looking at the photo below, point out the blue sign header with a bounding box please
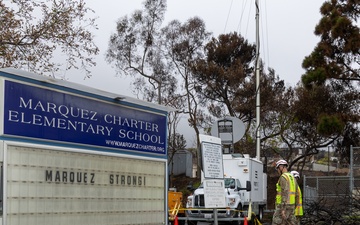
[4,81,167,155]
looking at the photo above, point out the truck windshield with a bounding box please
[198,178,236,189]
[224,178,235,188]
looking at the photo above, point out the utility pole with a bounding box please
[255,0,261,160]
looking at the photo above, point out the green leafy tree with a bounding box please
[0,0,99,76]
[281,80,359,170]
[302,0,359,85]
[300,0,360,164]
[283,85,341,169]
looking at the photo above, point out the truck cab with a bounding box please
[186,177,251,219]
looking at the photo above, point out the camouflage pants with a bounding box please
[272,206,297,225]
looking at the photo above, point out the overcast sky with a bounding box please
[64,0,326,146]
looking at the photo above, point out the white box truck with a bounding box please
[0,68,172,225]
[186,153,267,224]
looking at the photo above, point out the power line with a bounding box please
[224,0,234,34]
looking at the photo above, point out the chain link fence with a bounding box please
[303,146,360,210]
[303,176,360,206]
[300,146,360,224]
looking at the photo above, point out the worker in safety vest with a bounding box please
[272,160,299,225]
[291,170,303,225]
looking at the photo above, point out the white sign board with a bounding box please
[203,179,226,208]
[4,144,166,225]
[200,134,224,179]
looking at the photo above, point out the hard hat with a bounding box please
[275,159,288,169]
[291,171,300,179]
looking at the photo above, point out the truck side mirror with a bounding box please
[238,181,251,192]
[245,180,251,192]
[187,182,194,191]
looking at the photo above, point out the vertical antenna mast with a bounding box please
[255,0,261,160]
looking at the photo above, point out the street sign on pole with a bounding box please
[204,179,226,208]
[199,134,226,209]
[200,134,224,179]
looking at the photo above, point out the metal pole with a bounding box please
[303,175,306,210]
[255,0,261,160]
[350,145,353,213]
[328,146,330,174]
[213,208,218,225]
[350,145,353,192]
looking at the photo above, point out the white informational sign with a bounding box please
[200,134,224,179]
[5,144,166,225]
[203,179,226,208]
[199,134,226,208]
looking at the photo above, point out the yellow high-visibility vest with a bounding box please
[295,185,303,216]
[275,172,296,205]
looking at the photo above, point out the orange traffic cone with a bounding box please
[243,216,248,225]
[174,215,178,225]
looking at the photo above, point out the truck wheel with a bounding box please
[257,206,264,221]
[231,204,242,225]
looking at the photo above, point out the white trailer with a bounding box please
[223,153,267,218]
[0,68,172,225]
